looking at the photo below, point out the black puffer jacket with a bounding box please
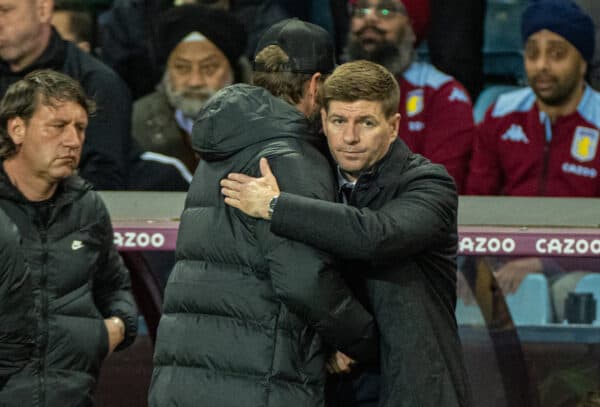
[0,208,34,391]
[149,84,377,407]
[0,168,137,407]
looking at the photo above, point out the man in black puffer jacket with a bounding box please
[0,208,35,391]
[0,70,137,406]
[0,0,132,190]
[149,20,378,407]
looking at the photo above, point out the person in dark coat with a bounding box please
[149,19,378,406]
[221,60,473,407]
[0,208,35,391]
[0,0,132,190]
[0,70,137,406]
[97,0,165,99]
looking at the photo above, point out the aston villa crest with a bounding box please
[406,89,424,117]
[571,126,599,162]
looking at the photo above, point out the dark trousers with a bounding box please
[327,371,380,407]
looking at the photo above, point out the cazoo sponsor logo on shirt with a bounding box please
[114,231,166,249]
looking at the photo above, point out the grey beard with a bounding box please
[162,74,217,118]
[344,36,415,76]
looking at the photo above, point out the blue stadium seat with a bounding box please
[574,273,600,325]
[473,85,521,123]
[505,274,552,325]
[483,0,527,83]
[456,297,486,325]
[456,274,552,326]
[417,0,527,84]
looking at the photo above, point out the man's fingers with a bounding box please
[220,178,243,191]
[495,274,507,295]
[260,157,274,179]
[226,172,255,183]
[335,352,354,373]
[326,360,337,374]
[499,277,515,295]
[336,353,349,372]
[507,276,519,294]
[220,184,240,198]
[223,197,241,209]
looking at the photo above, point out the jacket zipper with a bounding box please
[39,227,48,407]
[539,141,550,196]
[538,114,553,196]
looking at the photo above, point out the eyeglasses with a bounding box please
[351,4,407,19]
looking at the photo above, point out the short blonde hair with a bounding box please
[320,60,400,118]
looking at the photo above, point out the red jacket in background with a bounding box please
[467,86,600,197]
[398,62,474,192]
[402,0,430,45]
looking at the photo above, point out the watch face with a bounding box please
[268,196,278,217]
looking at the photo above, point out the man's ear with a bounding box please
[308,72,321,106]
[7,117,26,146]
[38,0,54,24]
[389,112,400,139]
[581,59,588,78]
[320,107,328,136]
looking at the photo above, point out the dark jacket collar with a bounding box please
[0,162,91,208]
[0,28,66,75]
[351,140,411,206]
[356,139,410,185]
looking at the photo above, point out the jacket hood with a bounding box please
[191,83,319,161]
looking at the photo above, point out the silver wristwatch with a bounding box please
[267,195,279,220]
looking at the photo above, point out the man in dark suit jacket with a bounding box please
[221,60,472,407]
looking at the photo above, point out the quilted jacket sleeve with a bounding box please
[92,195,138,350]
[255,152,379,363]
[0,211,34,389]
[271,160,458,262]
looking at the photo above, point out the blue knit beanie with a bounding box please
[521,0,595,62]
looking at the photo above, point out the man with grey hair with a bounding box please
[132,4,247,172]
[0,69,137,406]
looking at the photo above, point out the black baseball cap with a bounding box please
[253,18,336,74]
